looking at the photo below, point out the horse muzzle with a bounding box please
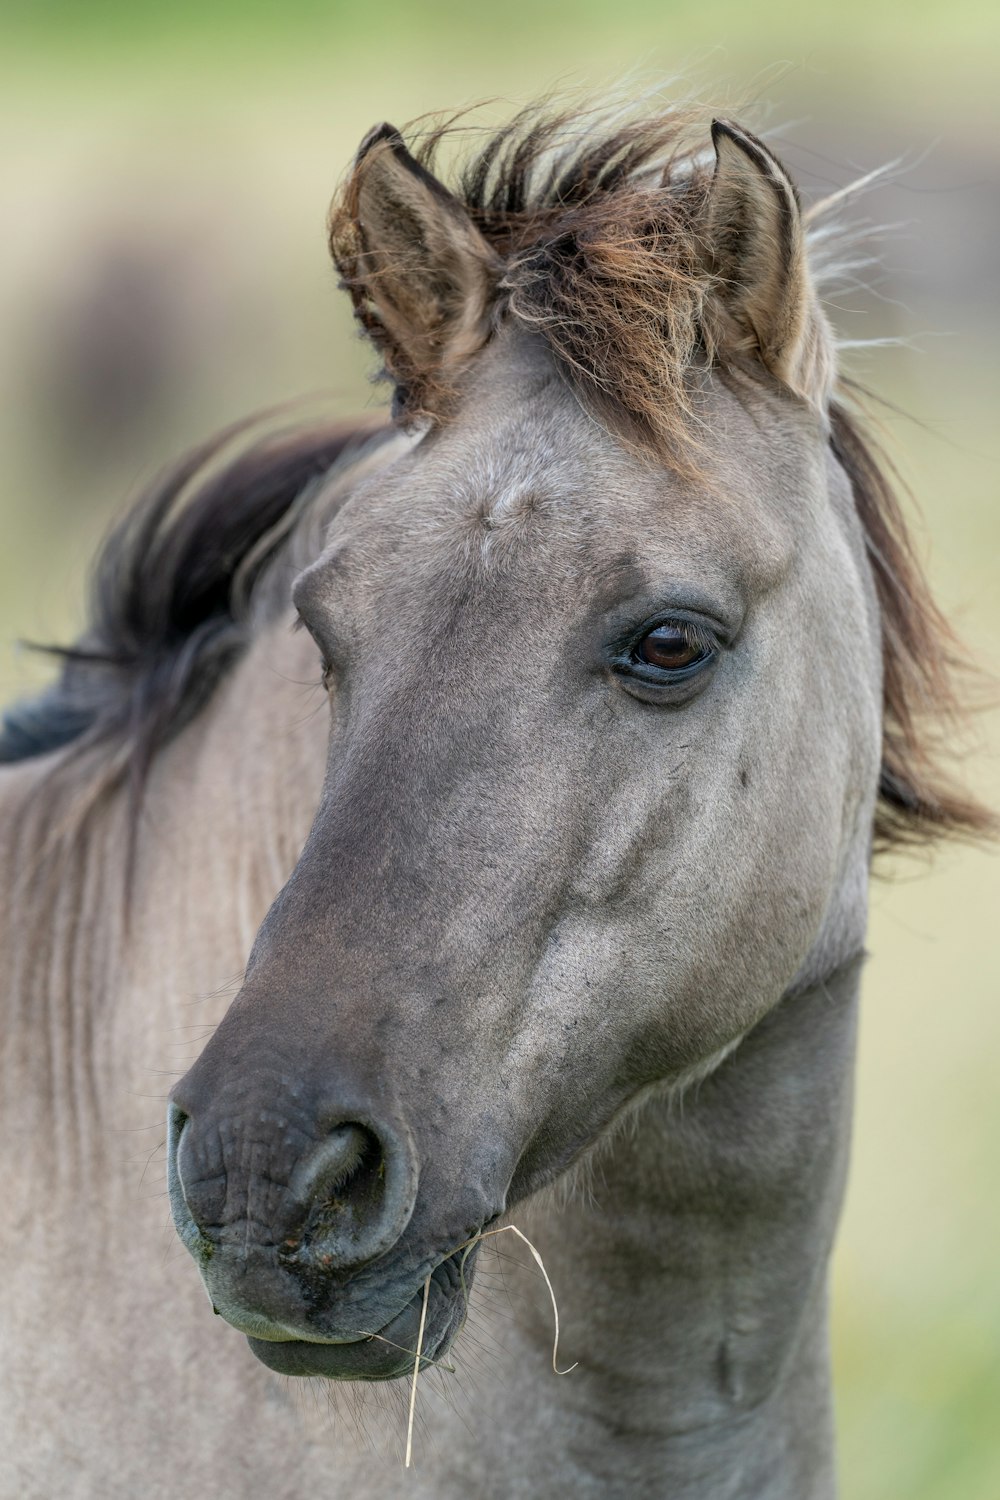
[165,1095,487,1378]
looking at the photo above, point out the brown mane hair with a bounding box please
[828,394,994,849]
[330,102,993,851]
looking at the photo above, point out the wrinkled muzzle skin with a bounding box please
[168,335,882,1380]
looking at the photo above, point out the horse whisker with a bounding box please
[355,1327,456,1375]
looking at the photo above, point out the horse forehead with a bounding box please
[318,371,817,612]
[411,398,803,584]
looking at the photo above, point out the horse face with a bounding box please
[167,327,881,1378]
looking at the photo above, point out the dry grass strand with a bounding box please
[400,1220,577,1469]
[404,1275,431,1468]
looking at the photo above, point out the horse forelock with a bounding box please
[330,101,721,468]
[329,100,849,468]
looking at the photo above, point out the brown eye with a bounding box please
[635,623,705,671]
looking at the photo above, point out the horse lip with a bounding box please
[210,1304,353,1344]
[210,1283,417,1346]
[244,1267,466,1380]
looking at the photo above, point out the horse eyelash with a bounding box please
[643,618,717,655]
[291,611,333,687]
[677,620,714,649]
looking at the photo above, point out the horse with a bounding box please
[0,100,990,1499]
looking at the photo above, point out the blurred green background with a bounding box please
[2,4,997,1495]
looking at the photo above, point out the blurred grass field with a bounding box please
[2,5,998,1496]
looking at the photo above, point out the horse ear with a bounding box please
[706,120,834,411]
[330,123,499,418]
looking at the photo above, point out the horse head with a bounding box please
[168,110,893,1380]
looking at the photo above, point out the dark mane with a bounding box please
[0,418,383,798]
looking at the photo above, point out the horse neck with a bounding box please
[0,617,328,1192]
[494,962,859,1498]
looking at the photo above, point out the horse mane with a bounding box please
[828,394,994,850]
[2,102,991,854]
[0,418,385,808]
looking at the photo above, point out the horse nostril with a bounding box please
[287,1120,416,1271]
[166,1093,418,1277]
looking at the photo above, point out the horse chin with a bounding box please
[245,1276,465,1381]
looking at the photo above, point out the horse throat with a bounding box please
[486,961,860,1496]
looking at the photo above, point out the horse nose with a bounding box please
[288,1120,418,1267]
[166,1101,419,1273]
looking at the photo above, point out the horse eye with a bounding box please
[634,623,706,671]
